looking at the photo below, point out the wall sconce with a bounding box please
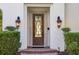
[57,16,62,28]
[15,16,21,29]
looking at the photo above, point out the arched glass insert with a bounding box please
[0,9,2,31]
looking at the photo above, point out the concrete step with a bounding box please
[17,48,59,55]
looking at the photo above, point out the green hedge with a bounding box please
[0,10,2,20]
[0,31,20,55]
[64,32,79,55]
[0,20,2,32]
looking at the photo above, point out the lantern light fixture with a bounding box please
[15,16,21,29]
[57,16,62,28]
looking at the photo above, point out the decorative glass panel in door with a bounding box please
[35,16,42,37]
[33,14,44,45]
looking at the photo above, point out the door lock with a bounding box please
[47,27,50,30]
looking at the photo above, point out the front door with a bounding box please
[33,14,44,46]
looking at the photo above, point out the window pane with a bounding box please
[35,16,42,37]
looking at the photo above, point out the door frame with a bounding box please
[26,6,51,48]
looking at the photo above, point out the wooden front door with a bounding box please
[33,14,44,46]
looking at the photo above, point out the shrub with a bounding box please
[62,28,70,33]
[68,42,79,54]
[0,20,2,32]
[0,9,2,20]
[5,26,16,31]
[0,31,20,55]
[64,32,79,55]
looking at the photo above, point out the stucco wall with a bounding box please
[0,3,27,50]
[65,3,79,32]
[0,3,24,30]
[50,3,65,50]
[0,3,65,51]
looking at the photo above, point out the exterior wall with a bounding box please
[0,3,23,30]
[0,3,27,50]
[0,3,65,51]
[25,4,65,51]
[50,3,65,51]
[65,3,79,32]
[1,3,79,51]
